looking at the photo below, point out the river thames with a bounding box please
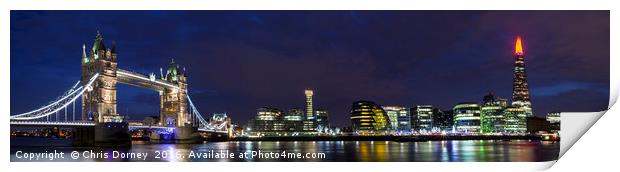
[11,137,559,162]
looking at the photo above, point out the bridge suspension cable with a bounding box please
[186,95,210,129]
[10,73,100,120]
[186,95,229,132]
[13,81,81,118]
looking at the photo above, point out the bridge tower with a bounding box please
[160,59,189,128]
[81,31,120,123]
[80,31,128,144]
[160,59,194,140]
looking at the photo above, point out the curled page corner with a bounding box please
[558,71,615,160]
[537,161,559,171]
[559,111,607,158]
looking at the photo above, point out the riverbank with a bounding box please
[233,134,559,142]
[11,134,559,144]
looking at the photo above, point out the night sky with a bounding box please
[10,11,609,127]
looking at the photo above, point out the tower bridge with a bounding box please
[10,32,230,145]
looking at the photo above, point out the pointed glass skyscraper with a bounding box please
[511,36,533,117]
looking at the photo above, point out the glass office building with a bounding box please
[251,107,284,132]
[315,109,329,129]
[480,94,508,133]
[382,106,409,131]
[503,106,527,133]
[414,105,434,132]
[432,109,453,132]
[453,103,481,133]
[350,101,390,134]
[282,108,304,131]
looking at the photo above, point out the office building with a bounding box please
[282,108,304,131]
[546,112,560,124]
[304,90,316,131]
[511,36,533,117]
[350,100,390,134]
[480,93,508,133]
[305,89,314,119]
[546,112,560,132]
[432,109,453,132]
[414,105,433,132]
[453,102,481,133]
[315,109,329,129]
[382,106,409,131]
[503,106,527,133]
[251,107,284,132]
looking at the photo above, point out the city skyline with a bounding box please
[10,11,609,127]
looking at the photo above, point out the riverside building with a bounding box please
[315,109,329,129]
[503,106,527,133]
[303,90,316,131]
[453,103,481,133]
[414,105,434,132]
[350,101,390,134]
[250,107,284,133]
[546,112,560,133]
[511,36,534,117]
[432,108,453,132]
[480,93,508,133]
[382,106,409,131]
[282,108,304,132]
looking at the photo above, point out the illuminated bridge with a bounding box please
[10,32,230,144]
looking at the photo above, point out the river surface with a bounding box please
[10,137,559,162]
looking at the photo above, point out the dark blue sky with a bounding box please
[10,11,609,127]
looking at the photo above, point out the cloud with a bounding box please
[533,90,609,114]
[532,82,609,97]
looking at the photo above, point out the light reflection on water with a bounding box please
[10,137,559,162]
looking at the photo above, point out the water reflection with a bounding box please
[10,137,559,162]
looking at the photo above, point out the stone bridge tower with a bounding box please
[160,59,189,127]
[81,31,119,123]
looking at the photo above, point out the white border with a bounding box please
[1,0,617,172]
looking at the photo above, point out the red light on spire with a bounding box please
[515,36,524,55]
